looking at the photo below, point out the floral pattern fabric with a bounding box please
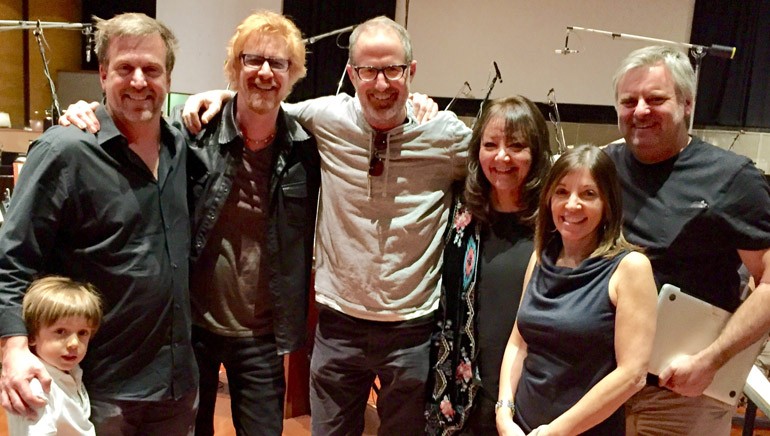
[425,198,482,435]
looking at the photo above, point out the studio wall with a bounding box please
[156,0,282,94]
[402,0,695,107]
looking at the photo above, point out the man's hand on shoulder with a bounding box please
[0,336,51,418]
[182,90,235,135]
[409,92,438,124]
[59,101,101,133]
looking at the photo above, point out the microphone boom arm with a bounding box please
[567,26,735,59]
[0,20,90,31]
[303,24,357,45]
[565,25,737,133]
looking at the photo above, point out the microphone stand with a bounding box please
[1,19,94,126]
[445,81,471,111]
[547,88,568,154]
[564,26,737,133]
[32,24,61,123]
[473,66,502,128]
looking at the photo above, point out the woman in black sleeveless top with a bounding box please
[496,145,657,435]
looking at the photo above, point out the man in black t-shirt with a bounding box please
[605,45,770,435]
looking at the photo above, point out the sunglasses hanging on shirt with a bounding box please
[369,131,388,177]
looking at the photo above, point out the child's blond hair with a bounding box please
[22,276,103,338]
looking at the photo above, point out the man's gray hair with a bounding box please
[348,16,412,64]
[612,45,695,103]
[94,12,178,73]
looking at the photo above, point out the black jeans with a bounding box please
[192,326,285,436]
[309,307,433,436]
[90,388,198,436]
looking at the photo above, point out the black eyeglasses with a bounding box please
[352,64,408,82]
[239,53,291,72]
[369,132,388,177]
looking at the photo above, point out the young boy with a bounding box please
[7,276,102,436]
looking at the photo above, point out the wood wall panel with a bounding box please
[0,1,25,129]
[0,0,82,130]
[27,0,82,123]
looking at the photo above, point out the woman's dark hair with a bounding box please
[464,96,552,226]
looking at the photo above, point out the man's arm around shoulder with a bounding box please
[0,131,70,416]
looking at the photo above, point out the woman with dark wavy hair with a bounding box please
[497,145,657,435]
[426,96,552,434]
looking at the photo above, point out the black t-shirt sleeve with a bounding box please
[717,161,770,250]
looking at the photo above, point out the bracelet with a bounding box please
[495,399,515,414]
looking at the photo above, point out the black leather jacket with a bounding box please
[175,97,320,354]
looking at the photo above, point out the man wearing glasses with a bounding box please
[290,16,469,435]
[176,15,467,434]
[179,12,321,436]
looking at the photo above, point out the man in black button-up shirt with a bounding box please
[54,12,321,435]
[0,13,197,434]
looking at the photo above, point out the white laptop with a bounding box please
[648,284,765,405]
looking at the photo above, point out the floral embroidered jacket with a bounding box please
[425,198,482,435]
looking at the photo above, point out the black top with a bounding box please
[426,200,533,435]
[0,106,196,401]
[605,138,770,311]
[189,129,275,337]
[476,214,532,398]
[515,242,627,435]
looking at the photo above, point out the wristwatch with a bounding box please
[495,399,515,414]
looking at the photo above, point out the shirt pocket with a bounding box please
[280,163,309,226]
